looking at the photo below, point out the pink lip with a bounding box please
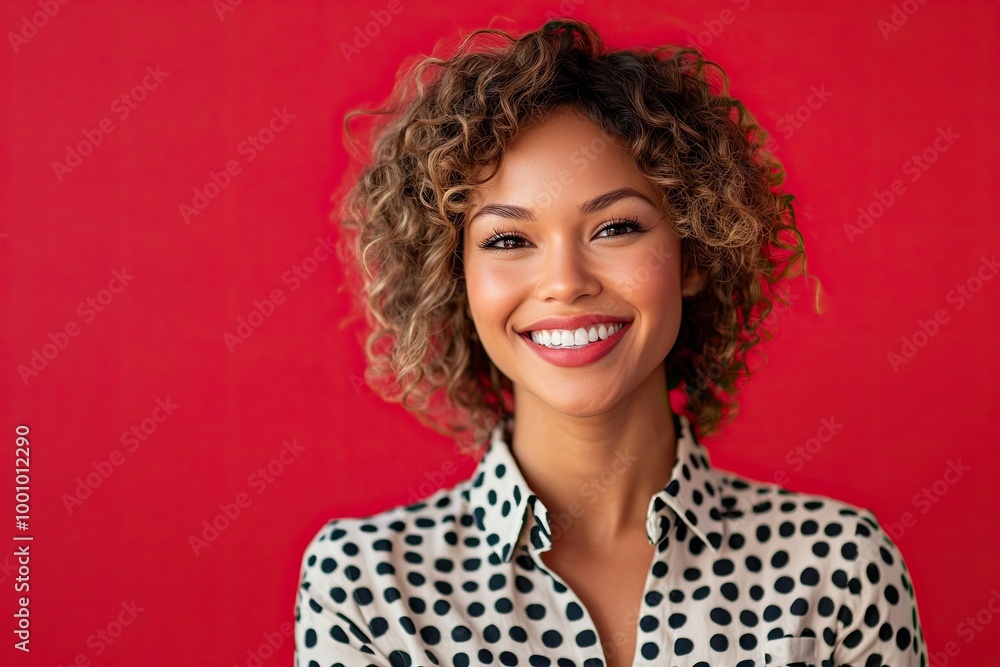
[519,321,631,368]
[518,313,632,333]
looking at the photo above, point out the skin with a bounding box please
[461,106,707,666]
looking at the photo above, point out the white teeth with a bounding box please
[529,323,624,349]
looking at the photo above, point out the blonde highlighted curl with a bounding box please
[334,18,818,454]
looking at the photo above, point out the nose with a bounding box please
[533,239,602,303]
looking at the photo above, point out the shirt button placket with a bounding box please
[636,549,669,667]
[521,519,604,665]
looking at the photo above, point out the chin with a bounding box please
[531,393,622,420]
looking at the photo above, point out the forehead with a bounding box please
[467,108,656,213]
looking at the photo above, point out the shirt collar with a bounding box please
[466,412,727,564]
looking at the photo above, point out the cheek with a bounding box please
[609,244,684,303]
[463,259,525,327]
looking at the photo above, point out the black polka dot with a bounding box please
[710,633,728,651]
[541,630,562,648]
[710,608,731,625]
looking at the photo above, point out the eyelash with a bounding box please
[477,216,648,253]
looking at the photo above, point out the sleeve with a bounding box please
[832,508,928,666]
[293,529,391,667]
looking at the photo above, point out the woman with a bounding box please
[295,18,926,667]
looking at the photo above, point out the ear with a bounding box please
[681,263,707,297]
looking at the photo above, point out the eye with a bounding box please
[477,228,527,252]
[596,216,646,238]
[477,216,647,253]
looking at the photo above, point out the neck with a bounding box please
[508,366,679,551]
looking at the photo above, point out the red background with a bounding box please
[2,0,998,665]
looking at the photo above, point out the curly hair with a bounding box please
[334,17,818,455]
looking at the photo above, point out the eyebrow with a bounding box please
[467,187,658,226]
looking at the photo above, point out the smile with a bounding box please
[528,322,625,349]
[519,321,631,368]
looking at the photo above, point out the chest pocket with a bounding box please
[760,636,822,666]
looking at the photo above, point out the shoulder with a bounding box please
[296,478,476,597]
[713,466,907,572]
[711,466,925,658]
[715,467,876,534]
[293,481,479,665]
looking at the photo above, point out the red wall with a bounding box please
[2,1,998,665]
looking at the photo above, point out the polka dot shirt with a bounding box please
[294,412,927,666]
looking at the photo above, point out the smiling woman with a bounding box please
[295,17,927,667]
